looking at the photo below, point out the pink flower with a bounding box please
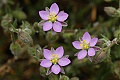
[39,3,68,32]
[72,32,98,61]
[40,46,71,74]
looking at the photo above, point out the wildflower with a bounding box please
[40,46,71,74]
[39,3,68,32]
[72,32,98,61]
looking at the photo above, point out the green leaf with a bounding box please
[59,75,69,80]
[39,66,46,77]
[48,73,58,80]
[10,42,21,57]
[27,46,36,56]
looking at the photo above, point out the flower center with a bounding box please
[80,40,89,50]
[50,54,59,64]
[48,12,58,22]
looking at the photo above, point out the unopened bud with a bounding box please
[20,21,32,34]
[104,7,117,17]
[18,31,33,45]
[114,29,120,38]
[1,14,13,29]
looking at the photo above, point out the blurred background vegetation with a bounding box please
[0,0,120,80]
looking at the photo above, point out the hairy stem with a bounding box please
[106,38,118,50]
[10,32,15,44]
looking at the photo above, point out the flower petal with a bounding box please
[90,38,98,47]
[40,59,52,68]
[77,50,87,59]
[57,11,68,21]
[39,11,49,20]
[58,58,71,66]
[43,21,52,31]
[54,46,64,58]
[82,32,91,43]
[88,48,95,56]
[51,64,61,74]
[44,49,52,60]
[72,41,82,49]
[50,3,59,14]
[53,21,62,32]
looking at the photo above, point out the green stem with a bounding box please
[10,32,15,44]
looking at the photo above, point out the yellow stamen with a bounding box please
[50,54,59,64]
[83,40,87,43]
[80,40,89,50]
[48,12,58,22]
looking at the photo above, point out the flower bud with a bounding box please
[18,31,33,45]
[104,7,118,17]
[1,14,13,29]
[10,42,21,57]
[114,29,120,38]
[20,21,32,34]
